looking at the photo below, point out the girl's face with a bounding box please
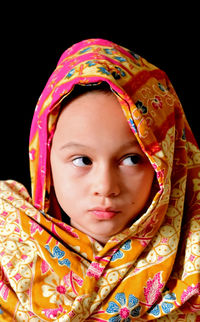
[50,91,155,244]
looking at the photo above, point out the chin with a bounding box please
[87,225,124,241]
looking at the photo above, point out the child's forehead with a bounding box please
[57,90,122,125]
[52,90,143,155]
[60,88,114,114]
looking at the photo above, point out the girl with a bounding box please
[0,38,199,321]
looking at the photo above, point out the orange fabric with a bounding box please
[0,39,199,321]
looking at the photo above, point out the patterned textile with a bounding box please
[0,39,199,321]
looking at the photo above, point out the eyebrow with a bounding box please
[59,140,140,151]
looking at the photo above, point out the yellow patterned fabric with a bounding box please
[0,39,199,321]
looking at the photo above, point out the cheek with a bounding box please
[53,175,79,202]
[53,180,81,217]
[51,167,86,212]
[126,167,154,200]
[51,162,72,204]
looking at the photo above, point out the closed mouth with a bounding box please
[89,207,121,220]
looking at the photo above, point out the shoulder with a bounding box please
[0,180,32,202]
[0,180,33,220]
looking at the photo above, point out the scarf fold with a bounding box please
[0,38,199,321]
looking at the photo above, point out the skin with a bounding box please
[50,90,155,245]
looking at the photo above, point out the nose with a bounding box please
[92,164,120,198]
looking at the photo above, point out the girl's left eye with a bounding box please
[72,156,92,167]
[121,155,141,166]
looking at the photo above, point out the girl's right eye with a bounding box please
[72,156,92,167]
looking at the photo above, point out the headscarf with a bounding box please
[0,38,199,321]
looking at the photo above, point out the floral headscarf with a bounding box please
[0,39,199,321]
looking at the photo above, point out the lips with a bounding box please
[89,207,120,220]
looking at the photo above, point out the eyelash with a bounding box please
[72,154,141,167]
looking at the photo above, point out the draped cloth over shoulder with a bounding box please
[0,39,199,321]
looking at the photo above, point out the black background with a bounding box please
[1,5,199,194]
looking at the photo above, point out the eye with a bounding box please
[72,156,92,167]
[121,154,141,166]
